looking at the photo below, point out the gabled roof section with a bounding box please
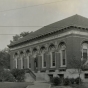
[9,14,88,47]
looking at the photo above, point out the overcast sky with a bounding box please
[0,0,88,50]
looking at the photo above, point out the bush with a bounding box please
[70,78,75,84]
[63,78,70,86]
[75,77,82,84]
[51,77,61,86]
[11,69,25,82]
[0,69,16,82]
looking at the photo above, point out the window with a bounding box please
[29,57,31,68]
[40,46,46,68]
[42,53,46,68]
[43,53,46,67]
[34,58,38,68]
[23,57,25,68]
[52,52,56,66]
[49,44,56,67]
[85,74,88,79]
[62,50,66,65]
[83,49,87,60]
[59,44,66,67]
[82,43,88,61]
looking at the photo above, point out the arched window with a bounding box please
[59,43,66,67]
[82,43,88,61]
[49,44,56,67]
[40,46,46,68]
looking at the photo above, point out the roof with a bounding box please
[9,14,88,47]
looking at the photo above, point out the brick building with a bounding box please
[8,14,88,82]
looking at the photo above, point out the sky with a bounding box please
[0,0,88,50]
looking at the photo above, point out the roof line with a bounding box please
[8,25,88,47]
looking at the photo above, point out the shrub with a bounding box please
[75,77,82,84]
[0,69,16,82]
[51,77,61,86]
[63,78,70,86]
[11,69,25,82]
[70,78,75,84]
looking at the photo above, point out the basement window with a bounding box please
[85,74,88,78]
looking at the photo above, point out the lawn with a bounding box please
[0,82,33,88]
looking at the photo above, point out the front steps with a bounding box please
[35,72,50,82]
[24,69,50,82]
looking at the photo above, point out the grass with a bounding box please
[51,86,71,88]
[0,82,33,88]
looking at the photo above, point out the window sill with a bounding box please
[42,66,46,68]
[50,66,56,68]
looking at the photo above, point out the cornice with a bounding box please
[9,29,88,51]
[9,26,88,48]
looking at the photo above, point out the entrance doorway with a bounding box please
[34,57,38,73]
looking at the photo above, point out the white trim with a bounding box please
[13,55,18,69]
[14,58,17,68]
[20,57,23,69]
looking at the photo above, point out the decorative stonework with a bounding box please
[10,30,73,51]
[10,30,88,51]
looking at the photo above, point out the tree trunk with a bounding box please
[79,73,81,87]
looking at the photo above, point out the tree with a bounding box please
[2,47,10,53]
[0,69,16,82]
[20,31,29,38]
[69,56,84,86]
[10,31,30,44]
[0,51,10,69]
[13,34,20,41]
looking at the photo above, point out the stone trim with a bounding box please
[10,30,72,51]
[10,30,88,51]
[9,26,88,47]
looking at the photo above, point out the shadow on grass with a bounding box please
[0,82,33,88]
[71,84,88,88]
[51,83,88,88]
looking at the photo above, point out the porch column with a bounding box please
[23,56,27,69]
[13,57,17,69]
[31,56,34,71]
[38,55,42,71]
[20,56,23,69]
[26,56,29,68]
[17,57,21,69]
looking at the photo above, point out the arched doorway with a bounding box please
[34,57,38,73]
[32,47,38,73]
